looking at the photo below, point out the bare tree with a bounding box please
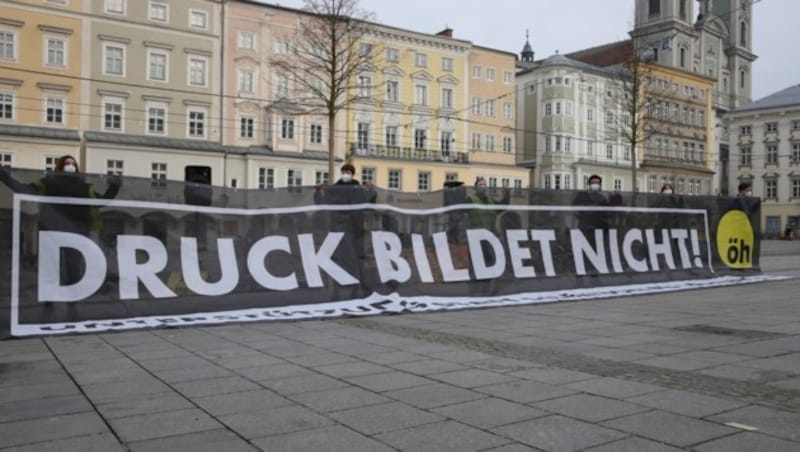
[270,0,381,182]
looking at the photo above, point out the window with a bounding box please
[555,136,561,152]
[274,38,290,54]
[310,123,322,144]
[503,136,513,153]
[740,21,747,47]
[441,88,453,109]
[545,136,551,152]
[766,122,778,133]
[792,120,800,131]
[44,156,57,172]
[792,179,800,198]
[679,46,687,67]
[740,146,751,166]
[103,101,122,131]
[357,75,371,98]
[188,110,205,138]
[486,68,495,81]
[545,103,552,116]
[386,80,399,102]
[276,73,289,98]
[1,92,16,119]
[440,131,452,156]
[503,102,513,120]
[0,153,11,166]
[472,97,482,115]
[587,141,594,156]
[765,180,777,199]
[361,168,375,184]
[544,175,551,189]
[0,31,15,61]
[287,169,302,190]
[441,57,453,72]
[414,129,426,150]
[388,169,401,190]
[767,144,778,164]
[238,70,254,93]
[189,10,208,29]
[358,43,373,57]
[486,135,496,152]
[385,126,398,147]
[147,105,165,134]
[472,65,481,79]
[606,144,614,159]
[793,143,800,163]
[418,171,431,191]
[240,117,254,138]
[106,159,124,175]
[414,53,427,67]
[414,84,427,106]
[151,162,167,188]
[104,45,124,75]
[679,0,687,20]
[740,70,745,89]
[446,173,458,182]
[357,122,369,149]
[740,125,751,136]
[315,171,328,185]
[258,168,274,189]
[565,136,571,152]
[46,38,65,67]
[281,118,294,139]
[386,47,399,62]
[238,31,254,50]
[188,57,207,86]
[587,108,594,121]
[105,0,124,14]
[614,179,622,191]
[472,133,481,150]
[503,71,512,84]
[148,51,167,81]
[486,100,496,117]
[606,111,613,126]
[45,98,64,124]
[149,2,168,22]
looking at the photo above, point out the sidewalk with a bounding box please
[0,245,798,451]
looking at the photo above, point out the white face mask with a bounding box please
[589,183,601,191]
[341,173,352,182]
[745,190,753,198]
[63,164,77,173]
[662,189,673,195]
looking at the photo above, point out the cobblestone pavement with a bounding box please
[0,241,799,451]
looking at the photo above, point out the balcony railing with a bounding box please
[348,143,469,164]
[642,147,707,167]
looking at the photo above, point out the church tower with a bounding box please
[631,0,696,69]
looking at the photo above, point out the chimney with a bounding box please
[436,28,453,38]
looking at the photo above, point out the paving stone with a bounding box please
[432,398,546,429]
[740,353,800,373]
[0,412,109,448]
[213,354,287,370]
[138,356,212,371]
[768,377,800,391]
[494,415,627,452]
[107,408,222,443]
[426,349,495,363]
[329,401,444,435]
[534,393,650,422]
[252,425,394,452]
[482,445,540,452]
[0,381,81,404]
[384,383,485,409]
[219,405,332,439]
[172,376,261,398]
[469,358,542,373]
[0,432,124,452]
[95,392,194,419]
[346,371,433,392]
[313,361,392,378]
[0,394,93,423]
[692,431,800,452]
[375,420,510,452]
[80,379,173,403]
[289,386,390,412]
[603,410,736,447]
[706,405,800,441]
[430,369,518,388]
[509,367,597,384]
[259,373,350,395]
[69,367,154,386]
[698,364,793,382]
[564,377,664,399]
[128,428,258,452]
[283,352,359,367]
[390,359,468,375]
[152,365,234,384]
[233,363,315,381]
[192,390,292,416]
[477,379,576,403]
[360,350,424,365]
[627,389,748,417]
[582,436,684,451]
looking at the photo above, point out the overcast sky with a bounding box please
[268,0,796,101]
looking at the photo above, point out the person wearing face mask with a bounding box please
[727,181,760,222]
[572,174,610,232]
[466,177,510,230]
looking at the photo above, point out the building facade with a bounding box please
[728,85,800,238]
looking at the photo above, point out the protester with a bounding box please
[572,174,610,231]
[466,177,510,230]
[728,182,760,221]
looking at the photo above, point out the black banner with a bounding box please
[0,169,765,337]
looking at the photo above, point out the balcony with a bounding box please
[642,147,709,170]
[348,142,469,164]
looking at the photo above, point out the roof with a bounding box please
[517,52,614,77]
[566,39,634,68]
[0,124,80,141]
[733,84,800,113]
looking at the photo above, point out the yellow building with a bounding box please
[0,1,83,168]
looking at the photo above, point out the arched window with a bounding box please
[740,22,747,47]
[680,47,686,68]
[679,0,687,20]
[649,0,660,16]
[740,70,746,89]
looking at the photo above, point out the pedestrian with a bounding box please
[572,174,610,232]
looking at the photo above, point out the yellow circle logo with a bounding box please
[716,210,755,269]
